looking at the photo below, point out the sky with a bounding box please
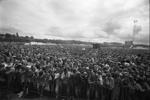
[0,0,149,44]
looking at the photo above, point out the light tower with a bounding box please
[133,19,138,42]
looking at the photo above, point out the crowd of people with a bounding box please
[0,43,150,100]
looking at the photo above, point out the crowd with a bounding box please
[0,43,150,100]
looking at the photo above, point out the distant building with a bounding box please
[124,41,134,48]
[93,43,101,49]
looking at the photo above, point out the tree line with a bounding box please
[0,33,91,44]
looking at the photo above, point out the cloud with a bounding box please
[0,0,149,44]
[103,20,121,35]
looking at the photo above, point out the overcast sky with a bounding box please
[0,0,149,44]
